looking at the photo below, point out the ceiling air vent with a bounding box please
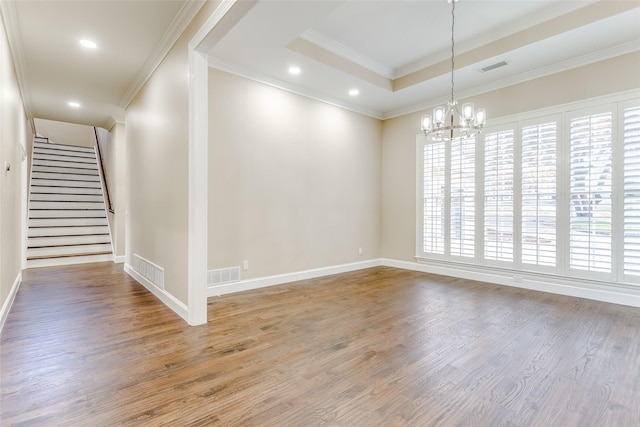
[479,61,509,73]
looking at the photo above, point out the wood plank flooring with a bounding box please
[1,263,639,426]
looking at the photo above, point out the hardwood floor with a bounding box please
[1,263,638,426]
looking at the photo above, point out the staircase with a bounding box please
[27,138,113,268]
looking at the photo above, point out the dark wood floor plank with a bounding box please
[1,262,639,426]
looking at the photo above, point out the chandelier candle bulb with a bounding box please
[434,106,446,126]
[475,108,487,126]
[421,115,433,132]
[462,103,475,123]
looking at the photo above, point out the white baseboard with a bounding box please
[113,255,125,264]
[382,258,640,308]
[0,272,22,333]
[208,259,382,297]
[124,263,188,322]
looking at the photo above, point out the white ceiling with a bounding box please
[2,0,639,129]
[1,0,205,129]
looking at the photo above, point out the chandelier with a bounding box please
[421,0,486,141]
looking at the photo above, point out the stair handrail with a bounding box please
[93,127,115,214]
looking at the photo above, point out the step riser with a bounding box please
[28,226,110,237]
[27,244,112,257]
[29,218,108,227]
[26,253,114,269]
[31,172,101,182]
[30,179,102,188]
[34,148,96,160]
[33,159,98,170]
[29,201,106,210]
[31,186,103,195]
[34,153,96,165]
[29,210,107,218]
[32,165,99,176]
[30,194,104,202]
[28,235,111,247]
[33,142,95,154]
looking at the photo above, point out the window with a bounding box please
[450,137,475,257]
[521,121,557,267]
[568,111,612,273]
[417,93,639,287]
[421,141,445,255]
[624,105,640,277]
[484,129,514,262]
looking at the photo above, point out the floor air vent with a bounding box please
[208,267,241,286]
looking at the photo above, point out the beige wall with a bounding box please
[98,123,126,258]
[33,118,95,148]
[381,52,640,262]
[125,1,218,304]
[208,69,382,279]
[0,13,28,318]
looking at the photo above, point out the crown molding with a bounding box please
[395,0,598,78]
[104,116,118,132]
[208,56,384,120]
[293,1,600,84]
[119,0,206,109]
[0,0,35,131]
[384,40,640,120]
[190,0,249,52]
[210,37,638,123]
[300,29,394,79]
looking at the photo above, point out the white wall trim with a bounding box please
[124,263,188,322]
[300,29,394,79]
[113,255,125,264]
[119,0,206,109]
[385,41,640,120]
[208,56,383,120]
[190,0,237,51]
[0,273,22,333]
[208,259,382,297]
[186,48,208,325]
[382,258,640,308]
[186,0,262,325]
[205,256,640,307]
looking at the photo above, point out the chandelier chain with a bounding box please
[450,0,455,104]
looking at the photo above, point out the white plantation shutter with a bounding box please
[417,95,638,288]
[624,105,640,277]
[521,121,557,266]
[569,112,613,273]
[422,142,445,254]
[450,137,475,257]
[484,129,514,262]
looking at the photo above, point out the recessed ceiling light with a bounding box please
[348,89,359,96]
[68,101,81,108]
[79,39,97,49]
[288,66,301,75]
